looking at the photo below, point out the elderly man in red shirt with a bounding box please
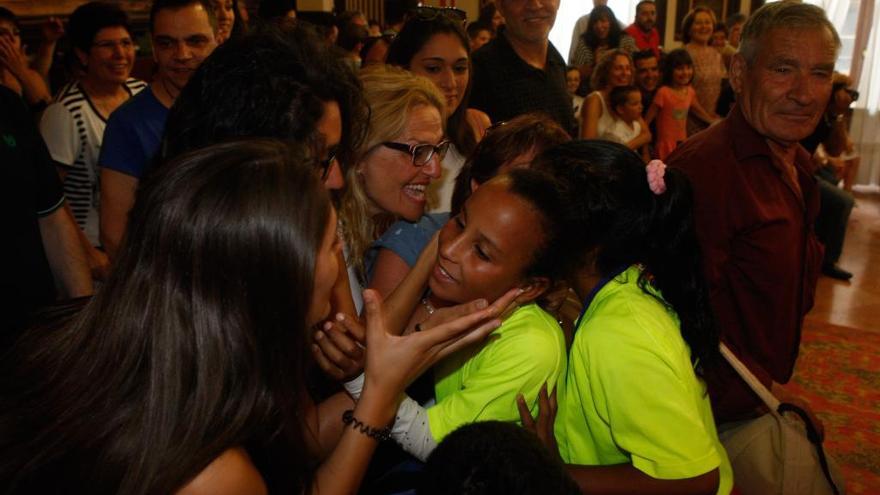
[668,1,838,427]
[623,0,660,59]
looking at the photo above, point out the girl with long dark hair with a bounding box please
[0,139,505,494]
[386,9,491,212]
[530,140,733,494]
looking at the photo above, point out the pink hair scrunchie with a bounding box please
[646,159,667,195]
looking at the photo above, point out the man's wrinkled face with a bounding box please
[730,27,837,146]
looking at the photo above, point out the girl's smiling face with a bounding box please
[430,178,546,304]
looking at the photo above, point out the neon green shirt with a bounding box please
[555,265,732,494]
[427,303,567,441]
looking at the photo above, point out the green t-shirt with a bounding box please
[555,265,733,494]
[427,303,567,441]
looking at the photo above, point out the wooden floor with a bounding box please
[808,192,880,332]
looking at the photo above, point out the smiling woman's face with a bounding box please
[429,178,545,304]
[358,104,444,221]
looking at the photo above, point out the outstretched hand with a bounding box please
[517,383,561,461]
[361,288,503,404]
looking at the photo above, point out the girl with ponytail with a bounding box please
[528,140,732,495]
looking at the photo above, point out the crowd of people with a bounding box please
[0,0,856,493]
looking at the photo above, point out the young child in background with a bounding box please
[646,49,719,160]
[600,85,651,162]
[566,66,584,136]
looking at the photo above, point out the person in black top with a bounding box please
[469,0,575,135]
[0,86,92,347]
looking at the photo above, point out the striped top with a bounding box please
[39,78,147,245]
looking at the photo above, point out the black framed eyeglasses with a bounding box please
[382,140,450,166]
[317,145,339,180]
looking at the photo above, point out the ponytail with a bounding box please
[534,140,718,369]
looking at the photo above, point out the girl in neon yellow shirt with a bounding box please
[531,140,733,495]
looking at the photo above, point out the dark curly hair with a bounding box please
[534,140,719,369]
[420,421,579,495]
[159,22,368,173]
[67,2,131,55]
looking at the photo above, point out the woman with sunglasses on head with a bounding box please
[386,8,491,214]
[522,140,732,494]
[0,139,506,494]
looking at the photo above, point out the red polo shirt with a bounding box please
[668,106,823,423]
[624,24,660,60]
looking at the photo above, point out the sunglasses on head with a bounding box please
[407,6,468,24]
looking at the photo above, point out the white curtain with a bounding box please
[850,4,880,191]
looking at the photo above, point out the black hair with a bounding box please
[476,2,500,26]
[714,21,728,36]
[631,48,657,65]
[661,48,694,87]
[636,0,656,13]
[337,20,368,51]
[503,169,571,281]
[386,0,420,26]
[0,139,328,493]
[68,2,131,55]
[0,7,19,29]
[533,140,719,369]
[257,0,296,20]
[609,85,640,113]
[451,113,571,216]
[386,13,478,156]
[466,20,493,39]
[420,421,579,495]
[582,5,624,50]
[160,23,368,173]
[150,0,217,32]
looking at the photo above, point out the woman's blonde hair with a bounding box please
[339,64,446,279]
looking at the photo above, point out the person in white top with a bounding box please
[580,49,633,139]
[39,2,146,280]
[599,85,651,161]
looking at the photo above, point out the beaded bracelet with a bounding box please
[342,409,392,442]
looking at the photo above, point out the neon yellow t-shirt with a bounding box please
[427,303,567,441]
[555,265,733,495]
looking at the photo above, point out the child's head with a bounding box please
[451,112,570,215]
[565,66,581,95]
[609,85,643,122]
[662,48,695,88]
[533,140,718,369]
[419,421,579,495]
[432,169,569,306]
[712,21,728,48]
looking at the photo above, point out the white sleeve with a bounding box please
[39,102,79,167]
[344,374,437,461]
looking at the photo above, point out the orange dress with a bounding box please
[652,85,695,160]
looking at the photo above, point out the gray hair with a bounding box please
[739,1,840,65]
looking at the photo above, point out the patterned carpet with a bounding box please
[783,318,880,494]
